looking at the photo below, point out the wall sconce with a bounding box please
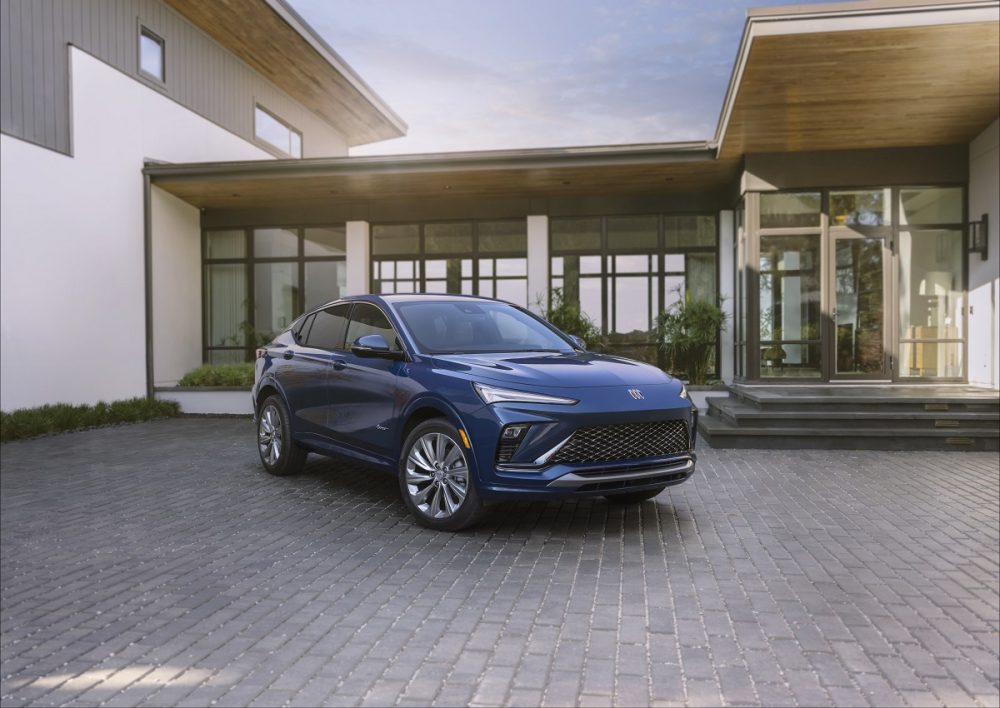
[969,213,988,261]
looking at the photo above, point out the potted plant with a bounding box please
[657,291,727,385]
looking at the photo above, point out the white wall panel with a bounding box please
[1,48,272,409]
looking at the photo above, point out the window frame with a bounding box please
[137,26,166,85]
[549,213,720,374]
[254,103,304,159]
[201,225,346,364]
[370,219,528,305]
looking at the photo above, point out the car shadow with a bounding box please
[293,454,696,544]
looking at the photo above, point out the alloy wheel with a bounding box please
[405,432,469,519]
[258,404,283,466]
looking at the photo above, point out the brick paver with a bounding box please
[1,418,998,707]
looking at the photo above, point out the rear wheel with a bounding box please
[257,394,307,476]
[399,420,484,531]
[604,485,668,504]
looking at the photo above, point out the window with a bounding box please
[550,214,719,368]
[371,220,527,306]
[346,303,401,351]
[255,105,302,158]
[139,28,164,83]
[202,226,346,362]
[305,305,350,350]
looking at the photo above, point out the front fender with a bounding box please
[397,393,486,484]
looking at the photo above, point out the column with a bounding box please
[526,215,549,314]
[718,210,735,383]
[345,220,370,296]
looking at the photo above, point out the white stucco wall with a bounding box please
[968,118,1000,389]
[151,187,203,387]
[0,48,276,410]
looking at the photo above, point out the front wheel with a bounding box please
[605,485,668,504]
[399,420,484,531]
[257,394,307,476]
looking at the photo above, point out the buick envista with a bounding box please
[252,294,696,530]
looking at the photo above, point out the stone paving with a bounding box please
[1,418,998,707]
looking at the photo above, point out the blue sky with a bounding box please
[289,0,815,155]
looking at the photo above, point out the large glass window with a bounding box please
[203,226,346,362]
[759,234,822,378]
[898,228,964,378]
[550,214,718,368]
[371,220,527,306]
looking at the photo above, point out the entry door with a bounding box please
[828,232,890,379]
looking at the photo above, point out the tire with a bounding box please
[399,419,485,531]
[604,485,668,504]
[257,394,307,477]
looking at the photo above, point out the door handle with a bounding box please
[331,360,346,371]
[283,351,294,360]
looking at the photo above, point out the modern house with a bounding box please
[1,0,998,447]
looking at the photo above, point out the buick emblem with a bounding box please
[628,388,644,400]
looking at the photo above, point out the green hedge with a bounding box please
[1,397,181,443]
[178,363,255,388]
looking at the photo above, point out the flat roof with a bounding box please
[163,0,406,146]
[149,0,999,209]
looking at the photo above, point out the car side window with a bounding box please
[292,313,315,344]
[304,304,350,350]
[346,303,402,351]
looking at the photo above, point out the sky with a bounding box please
[289,0,815,156]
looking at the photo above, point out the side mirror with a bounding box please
[568,334,586,351]
[351,334,404,360]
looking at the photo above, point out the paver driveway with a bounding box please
[1,418,998,707]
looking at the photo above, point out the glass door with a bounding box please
[829,234,889,378]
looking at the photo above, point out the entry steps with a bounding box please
[698,384,1000,450]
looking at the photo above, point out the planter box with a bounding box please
[155,387,252,416]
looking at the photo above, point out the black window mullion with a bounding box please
[246,228,254,360]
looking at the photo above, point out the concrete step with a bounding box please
[706,398,1000,430]
[699,414,999,451]
[726,385,1000,414]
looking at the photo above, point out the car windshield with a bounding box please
[394,300,575,355]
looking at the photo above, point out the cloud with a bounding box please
[289,0,791,155]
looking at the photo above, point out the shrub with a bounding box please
[657,292,727,385]
[178,363,255,388]
[537,288,604,349]
[0,398,181,443]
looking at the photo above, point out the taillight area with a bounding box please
[496,424,530,463]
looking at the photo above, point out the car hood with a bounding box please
[431,351,674,389]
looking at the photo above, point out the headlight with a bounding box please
[678,383,689,399]
[473,382,578,405]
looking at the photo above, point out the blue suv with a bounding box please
[252,294,696,530]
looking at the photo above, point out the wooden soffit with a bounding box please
[719,19,1000,159]
[163,0,405,146]
[147,148,739,210]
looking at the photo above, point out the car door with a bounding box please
[277,304,350,436]
[328,302,405,458]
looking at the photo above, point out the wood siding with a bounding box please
[0,0,347,156]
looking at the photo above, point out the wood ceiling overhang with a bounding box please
[147,145,738,209]
[716,5,1000,159]
[149,1,1000,211]
[163,0,406,146]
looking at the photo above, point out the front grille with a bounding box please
[551,420,689,464]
